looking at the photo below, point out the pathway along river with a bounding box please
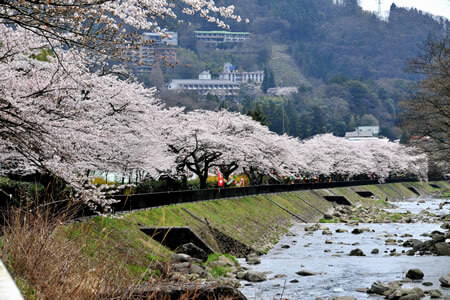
[239,197,450,300]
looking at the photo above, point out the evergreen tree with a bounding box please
[262,67,275,93]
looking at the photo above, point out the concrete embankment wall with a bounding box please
[66,181,449,264]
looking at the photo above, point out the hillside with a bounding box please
[141,0,448,140]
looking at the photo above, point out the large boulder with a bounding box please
[434,242,450,256]
[403,239,423,248]
[208,255,235,268]
[368,281,391,295]
[439,274,450,287]
[349,248,365,256]
[244,271,266,282]
[176,243,208,262]
[245,255,261,265]
[406,269,424,280]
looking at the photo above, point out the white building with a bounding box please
[345,126,380,141]
[167,71,240,95]
[194,31,249,44]
[219,63,264,83]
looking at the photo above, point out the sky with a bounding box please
[358,0,450,20]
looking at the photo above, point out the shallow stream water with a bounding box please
[239,197,450,300]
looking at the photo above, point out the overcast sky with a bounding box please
[359,0,450,20]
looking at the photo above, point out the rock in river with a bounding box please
[439,274,450,287]
[245,255,261,265]
[244,271,266,282]
[296,270,322,276]
[368,281,391,295]
[434,242,450,256]
[406,269,424,280]
[349,248,365,256]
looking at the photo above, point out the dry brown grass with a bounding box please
[0,207,128,299]
[0,207,243,300]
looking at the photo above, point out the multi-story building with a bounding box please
[194,31,249,44]
[142,31,178,46]
[128,31,178,73]
[219,63,264,83]
[167,71,240,95]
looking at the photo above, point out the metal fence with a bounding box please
[108,178,418,213]
[1,177,436,221]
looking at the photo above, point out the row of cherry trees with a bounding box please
[0,1,427,208]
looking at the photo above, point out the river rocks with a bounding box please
[328,297,356,300]
[386,238,398,245]
[325,240,333,244]
[305,224,329,232]
[296,270,322,276]
[245,255,261,265]
[427,289,443,298]
[435,242,450,256]
[209,255,235,268]
[351,228,370,234]
[403,239,423,248]
[351,228,364,234]
[243,270,266,282]
[398,294,420,300]
[322,230,333,235]
[290,279,299,283]
[236,271,246,280]
[281,244,290,249]
[371,248,379,254]
[335,228,348,233]
[126,282,247,300]
[349,248,365,256]
[176,243,208,262]
[323,213,333,220]
[406,269,424,280]
[172,253,197,263]
[368,281,391,294]
[441,223,450,230]
[422,282,433,286]
[439,274,450,287]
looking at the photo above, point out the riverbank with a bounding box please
[1,181,448,298]
[239,192,450,299]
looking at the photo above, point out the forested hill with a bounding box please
[152,0,448,141]
[191,0,448,81]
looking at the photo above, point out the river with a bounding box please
[239,197,450,300]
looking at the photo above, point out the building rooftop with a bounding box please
[194,31,250,35]
[169,79,240,85]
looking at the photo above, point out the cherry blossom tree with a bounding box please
[0,0,245,60]
[0,0,246,208]
[0,25,183,208]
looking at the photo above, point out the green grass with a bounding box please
[319,218,338,223]
[209,266,230,278]
[375,199,391,206]
[442,192,450,198]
